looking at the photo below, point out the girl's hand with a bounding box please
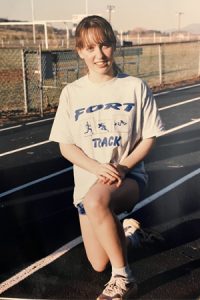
[116,164,129,180]
[95,163,121,186]
[100,164,129,187]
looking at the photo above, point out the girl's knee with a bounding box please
[90,259,108,273]
[84,192,110,214]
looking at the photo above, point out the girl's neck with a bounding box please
[88,73,113,83]
[88,68,117,84]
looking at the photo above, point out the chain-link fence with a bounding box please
[0,48,24,111]
[0,41,200,116]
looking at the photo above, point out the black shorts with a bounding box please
[76,174,146,215]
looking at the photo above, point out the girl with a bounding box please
[50,15,164,300]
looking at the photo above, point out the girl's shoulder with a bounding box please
[117,73,148,89]
[66,75,88,89]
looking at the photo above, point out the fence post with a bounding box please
[158,44,163,85]
[122,48,125,72]
[198,41,200,77]
[38,45,44,117]
[21,49,28,114]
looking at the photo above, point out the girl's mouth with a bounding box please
[95,61,110,67]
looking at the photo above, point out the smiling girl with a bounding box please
[50,15,164,300]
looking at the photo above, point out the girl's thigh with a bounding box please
[83,178,140,214]
[110,178,140,214]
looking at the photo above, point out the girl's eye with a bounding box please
[102,43,112,48]
[86,46,95,52]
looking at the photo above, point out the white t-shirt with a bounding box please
[49,73,164,205]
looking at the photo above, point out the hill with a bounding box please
[182,23,200,34]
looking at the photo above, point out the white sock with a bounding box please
[112,265,133,280]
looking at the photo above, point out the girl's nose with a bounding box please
[95,45,104,57]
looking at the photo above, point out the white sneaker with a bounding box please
[97,275,137,300]
[123,218,164,248]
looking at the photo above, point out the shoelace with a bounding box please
[103,276,128,296]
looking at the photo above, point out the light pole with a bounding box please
[177,11,184,33]
[85,0,88,15]
[107,5,115,24]
[31,0,36,44]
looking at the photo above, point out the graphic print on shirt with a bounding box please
[98,122,109,132]
[80,113,130,149]
[74,101,135,149]
[74,102,135,121]
[84,121,94,135]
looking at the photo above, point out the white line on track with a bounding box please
[0,125,22,132]
[0,168,199,294]
[0,96,200,158]
[159,96,200,111]
[0,167,73,198]
[120,168,200,217]
[0,118,53,133]
[159,118,200,136]
[26,117,54,125]
[154,83,200,96]
[0,141,50,157]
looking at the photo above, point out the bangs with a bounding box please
[81,27,110,48]
[75,17,116,50]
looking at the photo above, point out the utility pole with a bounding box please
[31,0,36,44]
[85,0,88,15]
[107,5,115,23]
[177,11,184,33]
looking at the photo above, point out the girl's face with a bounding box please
[77,30,115,82]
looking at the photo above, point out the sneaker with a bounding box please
[97,275,137,300]
[123,218,164,248]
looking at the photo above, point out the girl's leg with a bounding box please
[82,178,139,269]
[79,214,109,272]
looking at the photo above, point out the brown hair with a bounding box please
[75,15,116,50]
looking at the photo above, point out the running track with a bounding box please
[0,83,200,299]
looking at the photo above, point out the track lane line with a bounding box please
[0,125,22,132]
[159,97,200,111]
[158,118,200,136]
[154,83,200,96]
[0,141,50,157]
[26,118,54,125]
[0,167,73,199]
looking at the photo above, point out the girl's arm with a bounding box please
[117,137,156,178]
[59,143,121,183]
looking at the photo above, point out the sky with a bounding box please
[1,0,200,32]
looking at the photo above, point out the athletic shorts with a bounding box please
[76,173,146,215]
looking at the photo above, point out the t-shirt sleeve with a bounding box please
[49,87,74,144]
[141,82,165,139]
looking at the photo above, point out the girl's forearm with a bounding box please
[119,137,156,171]
[59,143,100,174]
[59,143,121,183]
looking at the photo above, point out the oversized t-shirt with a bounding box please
[49,73,164,205]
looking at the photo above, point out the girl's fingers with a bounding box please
[97,163,124,185]
[105,164,120,175]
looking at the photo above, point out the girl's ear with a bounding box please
[77,48,84,59]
